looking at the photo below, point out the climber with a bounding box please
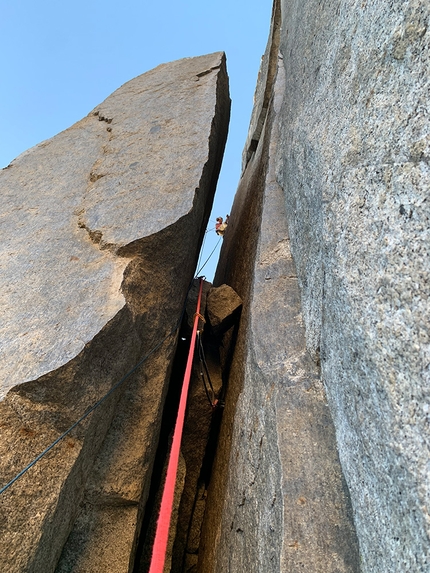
[225,214,230,225]
[215,216,228,236]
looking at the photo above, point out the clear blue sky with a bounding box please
[1,1,273,280]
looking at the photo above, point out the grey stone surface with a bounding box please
[55,345,175,573]
[276,0,430,570]
[0,52,230,573]
[241,0,281,171]
[0,52,228,400]
[199,44,359,573]
[205,284,242,336]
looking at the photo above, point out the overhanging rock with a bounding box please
[0,52,230,573]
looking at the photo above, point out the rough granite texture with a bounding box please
[276,0,430,571]
[0,52,230,573]
[198,50,360,573]
[205,284,243,336]
[0,52,228,399]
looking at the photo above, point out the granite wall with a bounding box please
[277,0,429,570]
[200,1,429,571]
[0,53,230,573]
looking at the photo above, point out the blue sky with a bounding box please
[1,1,273,280]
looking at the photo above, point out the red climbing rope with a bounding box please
[148,277,204,573]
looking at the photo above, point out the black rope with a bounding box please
[197,331,216,407]
[195,236,221,276]
[198,366,214,407]
[198,333,215,398]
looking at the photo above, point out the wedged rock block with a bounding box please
[206,284,243,336]
[0,52,230,573]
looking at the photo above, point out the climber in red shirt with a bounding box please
[215,216,228,236]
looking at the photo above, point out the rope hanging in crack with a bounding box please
[148,277,205,573]
[195,228,208,276]
[195,226,216,275]
[197,330,217,408]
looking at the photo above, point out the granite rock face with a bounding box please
[0,52,230,573]
[0,52,229,399]
[200,0,429,571]
[276,0,430,570]
[199,39,360,573]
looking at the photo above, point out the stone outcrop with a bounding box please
[276,1,430,570]
[199,1,429,572]
[0,52,230,573]
[2,2,429,570]
[205,284,243,336]
[199,32,360,573]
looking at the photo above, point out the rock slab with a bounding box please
[0,52,230,573]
